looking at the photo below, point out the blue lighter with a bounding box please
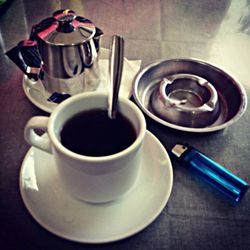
[171,144,249,203]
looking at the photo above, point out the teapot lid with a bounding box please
[31,9,97,46]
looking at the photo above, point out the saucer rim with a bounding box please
[22,55,138,113]
[22,75,134,114]
[19,130,173,243]
[22,76,55,113]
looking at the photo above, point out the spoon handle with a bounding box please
[108,35,124,119]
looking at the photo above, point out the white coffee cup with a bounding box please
[24,92,146,203]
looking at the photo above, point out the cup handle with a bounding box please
[24,116,52,154]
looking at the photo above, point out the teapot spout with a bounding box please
[93,27,103,52]
[5,40,42,81]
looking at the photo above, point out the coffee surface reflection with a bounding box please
[60,109,137,157]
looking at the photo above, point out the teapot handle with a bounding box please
[5,40,41,81]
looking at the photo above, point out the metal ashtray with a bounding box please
[133,58,247,132]
[151,74,220,128]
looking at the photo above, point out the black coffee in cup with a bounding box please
[60,109,137,157]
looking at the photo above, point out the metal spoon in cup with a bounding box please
[108,35,124,119]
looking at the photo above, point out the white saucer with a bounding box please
[19,131,173,243]
[22,48,141,113]
[22,77,57,113]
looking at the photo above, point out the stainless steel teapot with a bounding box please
[6,9,103,95]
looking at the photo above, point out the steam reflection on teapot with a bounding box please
[6,9,103,95]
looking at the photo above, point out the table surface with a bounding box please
[1,1,250,249]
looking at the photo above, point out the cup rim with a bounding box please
[48,92,146,162]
